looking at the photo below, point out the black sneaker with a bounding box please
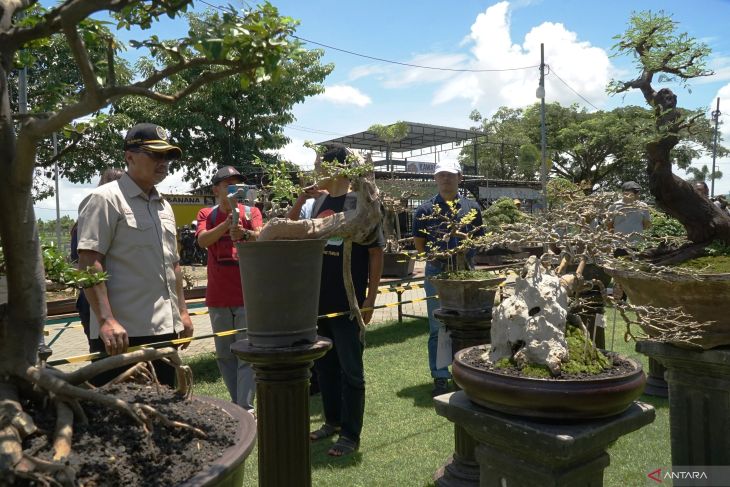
[431,378,450,397]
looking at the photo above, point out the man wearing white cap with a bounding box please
[413,160,484,396]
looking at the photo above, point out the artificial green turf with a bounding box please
[185,310,671,487]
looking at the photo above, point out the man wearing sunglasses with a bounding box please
[77,123,193,387]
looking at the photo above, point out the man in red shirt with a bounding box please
[196,166,263,411]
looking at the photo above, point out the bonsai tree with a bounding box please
[381,190,413,253]
[609,10,730,253]
[0,0,308,481]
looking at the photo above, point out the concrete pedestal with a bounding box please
[231,338,332,487]
[433,308,492,487]
[636,341,730,466]
[643,356,669,398]
[434,392,655,487]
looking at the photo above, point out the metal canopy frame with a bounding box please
[317,122,483,159]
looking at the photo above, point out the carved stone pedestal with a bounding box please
[643,356,669,398]
[435,392,655,487]
[231,338,332,487]
[433,308,492,487]
[636,341,730,465]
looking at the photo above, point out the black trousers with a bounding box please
[88,333,178,387]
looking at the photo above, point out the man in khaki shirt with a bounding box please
[77,123,193,386]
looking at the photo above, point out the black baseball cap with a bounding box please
[211,166,245,185]
[124,123,182,159]
[621,181,641,192]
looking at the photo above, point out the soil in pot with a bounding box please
[22,383,239,486]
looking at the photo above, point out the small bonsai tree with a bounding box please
[609,10,730,253]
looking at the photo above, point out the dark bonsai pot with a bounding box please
[382,251,415,278]
[452,345,646,420]
[236,240,325,348]
[606,266,730,349]
[180,396,257,487]
[429,275,505,313]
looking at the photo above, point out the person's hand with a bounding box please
[230,224,245,241]
[99,319,129,355]
[178,313,194,350]
[302,184,328,199]
[361,295,376,325]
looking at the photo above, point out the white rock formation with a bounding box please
[487,255,570,376]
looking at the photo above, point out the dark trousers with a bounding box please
[88,333,178,387]
[315,316,365,444]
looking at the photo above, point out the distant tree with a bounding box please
[685,164,722,183]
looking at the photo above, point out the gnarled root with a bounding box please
[59,347,180,386]
[52,400,73,461]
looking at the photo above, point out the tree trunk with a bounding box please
[646,135,730,245]
[0,55,46,371]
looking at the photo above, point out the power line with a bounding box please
[292,35,540,73]
[197,0,538,73]
[547,68,601,111]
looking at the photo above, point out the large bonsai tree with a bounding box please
[0,0,306,480]
[609,10,730,247]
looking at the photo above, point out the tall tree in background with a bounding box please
[0,0,308,479]
[115,11,333,188]
[686,164,723,183]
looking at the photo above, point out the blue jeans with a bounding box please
[315,316,365,444]
[425,262,450,380]
[209,306,255,410]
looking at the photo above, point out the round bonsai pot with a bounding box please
[180,396,257,487]
[236,239,325,348]
[606,266,730,349]
[452,345,646,420]
[429,275,505,313]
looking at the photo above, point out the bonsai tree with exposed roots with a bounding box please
[0,1,310,482]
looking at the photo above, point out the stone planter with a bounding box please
[180,396,257,487]
[236,239,326,348]
[606,267,730,349]
[382,251,415,278]
[636,341,730,467]
[452,345,646,420]
[429,276,505,314]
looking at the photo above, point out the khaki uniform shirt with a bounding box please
[77,173,181,339]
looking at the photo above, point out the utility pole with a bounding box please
[53,132,61,248]
[711,97,721,198]
[537,43,548,209]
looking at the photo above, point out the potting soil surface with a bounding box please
[23,383,238,486]
[462,347,637,380]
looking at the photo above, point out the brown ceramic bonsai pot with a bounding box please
[606,266,730,349]
[452,345,646,420]
[180,396,257,487]
[429,275,505,313]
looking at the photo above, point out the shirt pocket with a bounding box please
[121,212,155,248]
[160,214,179,261]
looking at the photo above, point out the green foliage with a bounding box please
[608,10,712,93]
[482,197,526,230]
[252,157,301,204]
[645,208,686,240]
[42,245,107,288]
[436,269,500,280]
[546,177,580,207]
[368,121,409,144]
[114,10,333,188]
[685,164,723,183]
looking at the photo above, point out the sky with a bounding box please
[33,0,730,220]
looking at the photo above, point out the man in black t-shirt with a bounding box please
[290,144,384,457]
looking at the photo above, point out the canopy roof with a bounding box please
[317,122,482,156]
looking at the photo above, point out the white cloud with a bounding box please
[316,85,372,107]
[348,64,390,82]
[358,1,610,113]
[436,2,610,109]
[271,138,317,170]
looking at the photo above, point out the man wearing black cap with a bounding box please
[196,166,263,411]
[77,123,193,386]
